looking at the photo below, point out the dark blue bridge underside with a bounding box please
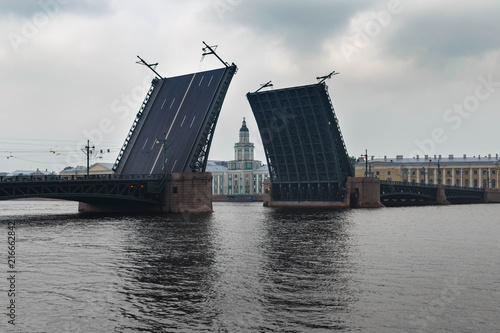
[115,66,235,175]
[247,83,353,201]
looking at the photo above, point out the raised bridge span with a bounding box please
[1,47,237,213]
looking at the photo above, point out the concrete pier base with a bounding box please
[261,179,350,208]
[347,177,384,208]
[484,188,500,203]
[78,172,213,214]
[436,184,451,205]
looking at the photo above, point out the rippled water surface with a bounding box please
[1,201,499,332]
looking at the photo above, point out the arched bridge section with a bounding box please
[0,175,164,205]
[247,82,353,201]
[380,181,438,204]
[379,180,486,205]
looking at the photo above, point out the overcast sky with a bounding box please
[1,0,499,173]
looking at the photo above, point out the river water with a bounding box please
[0,201,499,332]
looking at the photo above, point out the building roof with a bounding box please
[7,170,51,177]
[240,117,249,132]
[206,164,228,172]
[356,155,500,166]
[96,162,114,170]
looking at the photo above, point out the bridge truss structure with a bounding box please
[0,175,165,205]
[247,82,353,201]
[114,49,237,175]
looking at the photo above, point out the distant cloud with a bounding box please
[211,0,375,55]
[0,0,112,18]
[386,4,500,65]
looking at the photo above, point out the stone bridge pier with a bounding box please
[78,172,213,214]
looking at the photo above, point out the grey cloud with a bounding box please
[387,5,500,65]
[0,0,112,18]
[213,0,375,54]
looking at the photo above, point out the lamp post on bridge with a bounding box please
[156,133,173,176]
[83,140,95,178]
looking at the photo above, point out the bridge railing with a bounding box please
[0,174,164,182]
[380,179,486,192]
[380,180,437,188]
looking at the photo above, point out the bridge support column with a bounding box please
[347,177,384,208]
[436,184,451,205]
[78,172,213,214]
[484,188,500,203]
[163,172,213,213]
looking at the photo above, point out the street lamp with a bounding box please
[84,140,95,178]
[156,133,173,176]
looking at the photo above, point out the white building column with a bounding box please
[478,168,482,188]
[488,168,491,188]
[470,167,473,188]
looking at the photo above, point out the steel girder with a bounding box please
[0,176,164,204]
[247,83,353,201]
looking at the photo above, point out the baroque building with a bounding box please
[355,154,500,188]
[206,118,269,196]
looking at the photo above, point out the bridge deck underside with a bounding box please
[247,83,352,201]
[115,66,236,175]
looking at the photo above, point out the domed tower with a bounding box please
[228,117,261,170]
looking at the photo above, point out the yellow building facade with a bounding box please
[355,154,500,189]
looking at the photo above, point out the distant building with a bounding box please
[355,154,500,188]
[60,162,114,179]
[4,169,52,179]
[206,118,269,195]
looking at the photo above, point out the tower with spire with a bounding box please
[206,117,268,196]
[228,117,261,170]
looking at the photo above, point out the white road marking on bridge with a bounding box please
[208,75,213,87]
[169,98,176,109]
[150,139,156,150]
[161,98,166,109]
[198,76,204,86]
[142,138,149,150]
[171,160,177,172]
[180,115,186,127]
[190,116,196,128]
[150,73,197,174]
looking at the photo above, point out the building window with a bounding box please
[465,171,469,175]
[173,187,178,194]
[474,170,478,175]
[420,170,425,175]
[456,170,460,175]
[474,179,478,188]
[447,170,450,175]
[446,179,451,186]
[492,170,496,175]
[388,171,391,175]
[492,179,496,188]
[483,179,487,188]
[376,171,380,176]
[483,170,487,175]
[465,179,469,187]
[456,179,460,186]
